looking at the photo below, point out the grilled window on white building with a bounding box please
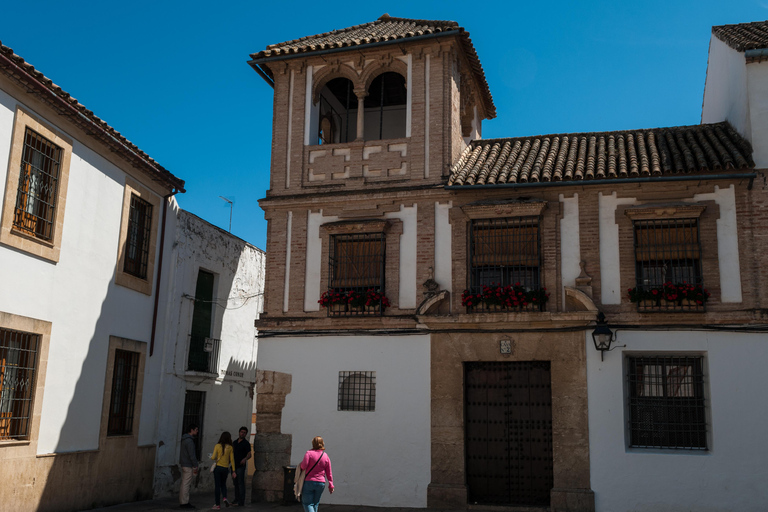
[0,328,39,440]
[338,371,375,411]
[13,128,62,241]
[124,194,153,279]
[627,355,707,450]
[107,349,140,436]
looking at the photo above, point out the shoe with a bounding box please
[212,506,220,510]
[222,498,230,508]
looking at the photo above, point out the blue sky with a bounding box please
[2,1,767,249]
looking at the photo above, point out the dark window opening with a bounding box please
[628,356,707,450]
[13,128,62,241]
[633,219,703,310]
[364,72,406,141]
[338,371,375,411]
[183,390,206,460]
[188,270,219,373]
[327,233,386,316]
[124,194,153,279]
[468,217,542,310]
[0,328,39,441]
[317,77,356,144]
[107,349,140,436]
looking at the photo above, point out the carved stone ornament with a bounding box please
[624,203,706,220]
[461,200,547,219]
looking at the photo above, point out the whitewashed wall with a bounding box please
[587,330,768,512]
[0,88,165,453]
[153,209,265,495]
[702,37,750,138]
[257,334,431,507]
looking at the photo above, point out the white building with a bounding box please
[0,41,185,510]
[153,209,265,497]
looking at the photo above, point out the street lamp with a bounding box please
[591,311,615,361]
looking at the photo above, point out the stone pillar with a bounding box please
[354,89,367,141]
[252,370,292,503]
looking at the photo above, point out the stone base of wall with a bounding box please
[427,483,467,508]
[0,443,155,512]
[252,433,292,502]
[550,488,595,512]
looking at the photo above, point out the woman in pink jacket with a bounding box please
[299,436,334,512]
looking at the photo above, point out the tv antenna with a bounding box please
[219,196,234,232]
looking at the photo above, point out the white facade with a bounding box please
[257,334,431,507]
[587,330,768,512]
[153,209,265,495]
[0,86,169,454]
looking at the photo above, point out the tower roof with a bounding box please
[250,14,495,119]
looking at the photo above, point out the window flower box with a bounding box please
[629,282,709,311]
[319,289,390,316]
[461,284,549,313]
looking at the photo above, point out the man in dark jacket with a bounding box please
[179,424,199,509]
[232,426,252,506]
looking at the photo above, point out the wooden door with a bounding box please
[465,361,553,507]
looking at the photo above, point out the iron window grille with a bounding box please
[187,335,221,374]
[183,390,206,460]
[13,128,62,241]
[124,194,153,279]
[468,216,543,311]
[0,327,39,441]
[328,233,386,316]
[107,349,140,436]
[633,219,704,311]
[338,371,376,411]
[627,356,707,450]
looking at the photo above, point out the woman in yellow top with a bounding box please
[210,431,237,509]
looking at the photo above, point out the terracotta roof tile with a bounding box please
[712,20,768,52]
[251,14,495,119]
[0,41,185,192]
[447,122,754,187]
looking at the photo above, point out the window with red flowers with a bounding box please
[631,218,707,311]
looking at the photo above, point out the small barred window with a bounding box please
[338,371,376,411]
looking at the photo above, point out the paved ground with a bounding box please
[89,491,537,512]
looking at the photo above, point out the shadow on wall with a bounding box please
[32,263,157,512]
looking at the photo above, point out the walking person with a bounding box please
[232,427,252,506]
[179,424,199,509]
[299,436,334,512]
[210,431,237,509]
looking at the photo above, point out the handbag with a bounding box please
[294,452,325,500]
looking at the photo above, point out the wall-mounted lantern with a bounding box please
[591,312,615,361]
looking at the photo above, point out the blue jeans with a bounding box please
[234,465,247,505]
[213,466,230,505]
[301,480,325,512]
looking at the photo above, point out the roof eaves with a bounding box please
[0,41,185,193]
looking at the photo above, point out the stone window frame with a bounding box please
[0,311,51,455]
[99,336,146,442]
[114,176,161,295]
[319,219,403,311]
[618,202,719,310]
[0,107,73,263]
[451,201,554,312]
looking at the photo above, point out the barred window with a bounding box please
[338,371,376,411]
[124,194,153,279]
[627,356,707,450]
[469,217,540,291]
[634,219,703,310]
[328,233,386,316]
[0,328,39,440]
[107,349,140,436]
[13,128,62,241]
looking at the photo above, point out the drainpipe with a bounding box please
[150,190,178,356]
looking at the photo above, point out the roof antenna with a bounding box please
[219,196,234,232]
